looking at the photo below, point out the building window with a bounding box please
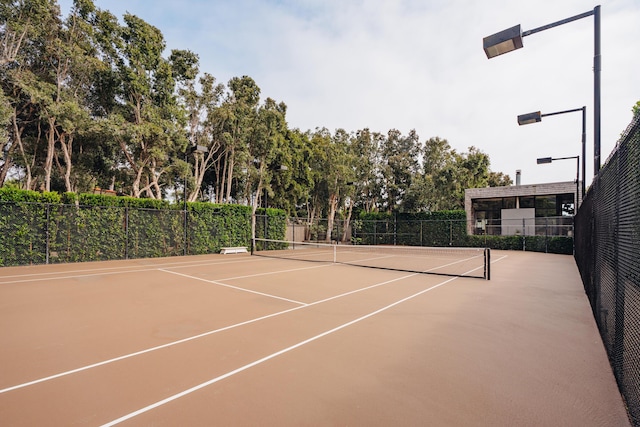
[503,197,516,209]
[519,196,534,209]
[535,195,556,217]
[558,194,575,216]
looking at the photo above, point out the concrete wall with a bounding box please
[501,208,535,236]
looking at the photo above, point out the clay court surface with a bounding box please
[0,250,631,426]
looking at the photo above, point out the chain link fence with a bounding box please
[575,113,640,426]
[0,202,252,266]
[299,217,573,254]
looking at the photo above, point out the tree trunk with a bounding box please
[224,146,235,203]
[325,193,338,242]
[132,165,144,198]
[305,202,315,241]
[0,136,18,186]
[44,117,57,192]
[342,201,353,243]
[217,149,229,203]
[59,133,74,192]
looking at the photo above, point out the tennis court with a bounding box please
[0,249,630,426]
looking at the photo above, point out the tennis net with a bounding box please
[252,238,490,280]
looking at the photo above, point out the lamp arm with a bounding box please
[522,10,594,37]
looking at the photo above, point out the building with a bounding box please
[464,179,580,237]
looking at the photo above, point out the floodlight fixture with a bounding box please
[536,157,553,164]
[537,155,581,207]
[517,112,542,125]
[518,107,586,197]
[483,25,523,58]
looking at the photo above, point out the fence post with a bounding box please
[183,205,188,256]
[374,221,377,245]
[45,203,50,264]
[522,218,526,251]
[125,206,129,260]
[545,217,548,253]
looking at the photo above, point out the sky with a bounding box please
[58,0,640,186]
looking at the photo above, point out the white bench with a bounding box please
[220,246,248,254]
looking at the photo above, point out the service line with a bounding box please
[0,267,417,394]
[101,274,462,426]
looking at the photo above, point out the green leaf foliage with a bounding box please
[0,188,286,266]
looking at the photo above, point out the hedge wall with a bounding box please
[0,188,284,267]
[354,210,469,247]
[353,210,572,255]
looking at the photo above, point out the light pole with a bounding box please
[484,5,601,176]
[518,107,586,198]
[537,156,580,210]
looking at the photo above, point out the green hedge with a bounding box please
[354,210,469,247]
[352,209,572,255]
[255,208,287,240]
[0,188,284,266]
[463,235,573,254]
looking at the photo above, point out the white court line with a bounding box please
[2,254,259,278]
[159,269,309,306]
[101,274,463,426]
[0,256,509,396]
[0,258,265,284]
[213,263,335,281]
[0,268,418,395]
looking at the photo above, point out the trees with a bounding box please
[380,129,421,213]
[108,13,188,199]
[1,0,61,190]
[0,0,512,221]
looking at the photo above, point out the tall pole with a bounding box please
[581,106,587,198]
[576,156,580,210]
[184,150,188,256]
[486,6,602,181]
[593,5,601,175]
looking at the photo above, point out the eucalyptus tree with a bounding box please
[454,146,490,196]
[213,75,260,203]
[43,0,106,192]
[6,0,95,192]
[103,13,187,198]
[380,129,421,212]
[429,145,491,210]
[271,128,312,215]
[415,136,456,211]
[487,171,512,187]
[305,128,356,241]
[0,0,61,189]
[0,0,33,183]
[170,49,226,202]
[245,97,287,239]
[350,128,383,213]
[323,128,355,241]
[305,127,330,237]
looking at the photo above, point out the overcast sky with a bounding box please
[58,0,640,186]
